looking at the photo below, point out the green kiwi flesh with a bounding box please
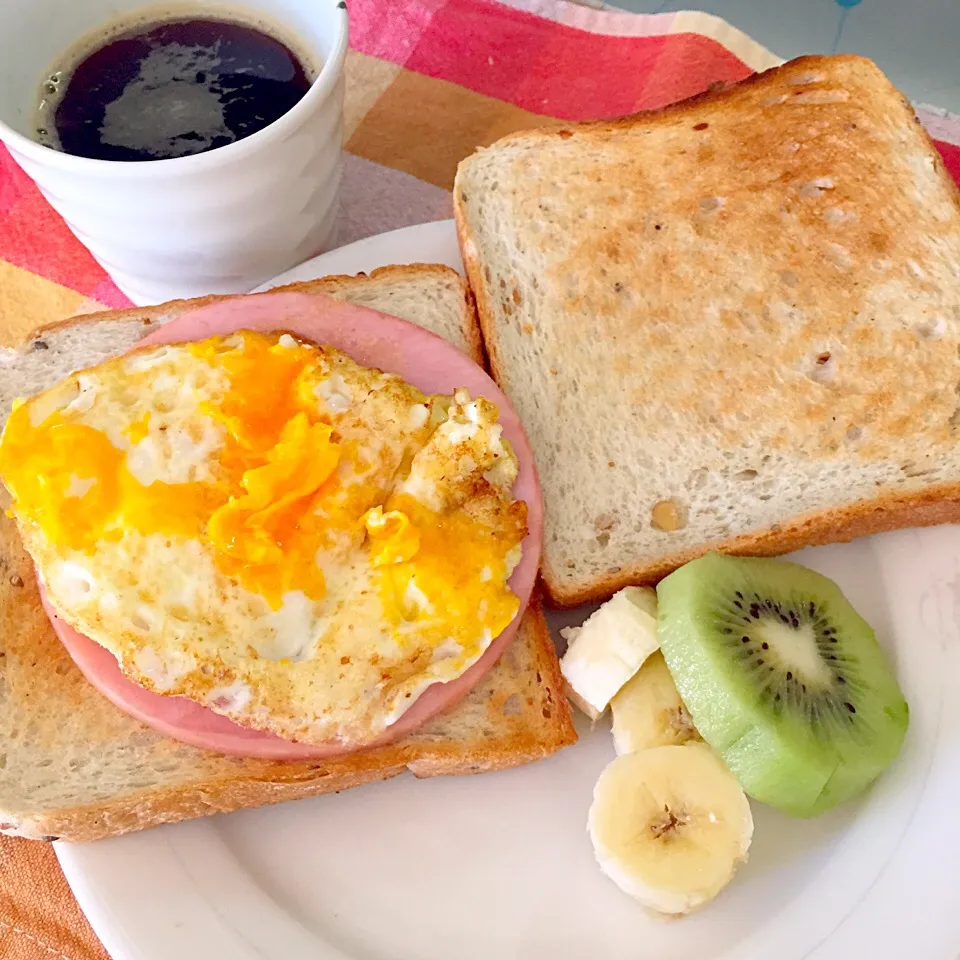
[656,554,909,817]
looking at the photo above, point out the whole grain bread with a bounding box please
[454,54,960,606]
[0,264,574,842]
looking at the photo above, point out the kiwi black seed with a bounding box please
[656,553,909,818]
[719,585,860,723]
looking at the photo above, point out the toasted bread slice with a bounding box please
[454,54,960,606]
[0,265,574,842]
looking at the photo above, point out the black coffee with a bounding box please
[38,16,314,162]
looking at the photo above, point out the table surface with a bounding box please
[612,0,960,112]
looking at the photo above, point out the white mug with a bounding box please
[0,0,347,305]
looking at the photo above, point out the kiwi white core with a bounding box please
[753,620,833,686]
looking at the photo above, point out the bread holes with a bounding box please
[689,467,710,489]
[846,425,863,441]
[808,351,836,384]
[594,514,615,532]
[501,693,523,716]
[692,122,709,131]
[798,177,834,199]
[915,317,946,340]
[734,469,758,481]
[901,461,937,479]
[763,94,790,107]
[780,270,798,287]
[698,196,725,214]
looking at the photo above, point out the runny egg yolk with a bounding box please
[0,332,526,642]
[0,417,221,550]
[0,333,348,607]
[372,493,522,657]
[363,506,420,566]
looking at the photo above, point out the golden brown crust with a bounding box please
[546,483,960,607]
[32,263,485,366]
[455,204,504,407]
[484,55,939,158]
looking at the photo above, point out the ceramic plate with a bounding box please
[56,220,960,960]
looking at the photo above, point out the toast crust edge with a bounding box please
[542,483,960,607]
[31,263,486,367]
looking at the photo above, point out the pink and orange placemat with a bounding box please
[2,0,960,956]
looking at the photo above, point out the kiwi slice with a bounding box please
[657,554,909,817]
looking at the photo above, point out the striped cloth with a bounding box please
[1,1,959,956]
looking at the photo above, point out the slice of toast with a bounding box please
[454,54,960,606]
[0,264,574,842]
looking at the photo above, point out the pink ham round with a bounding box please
[48,291,543,759]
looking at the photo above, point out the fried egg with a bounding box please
[0,331,527,745]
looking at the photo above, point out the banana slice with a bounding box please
[611,651,700,754]
[560,587,660,720]
[588,743,753,915]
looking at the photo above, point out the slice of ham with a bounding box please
[49,291,543,759]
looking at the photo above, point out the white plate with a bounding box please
[57,220,960,960]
